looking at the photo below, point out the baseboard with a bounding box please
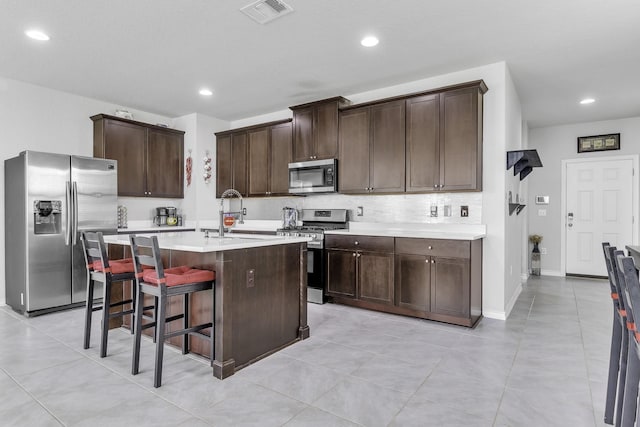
[504,283,523,319]
[483,310,506,320]
[540,269,565,277]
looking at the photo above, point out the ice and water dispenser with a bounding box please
[33,200,62,234]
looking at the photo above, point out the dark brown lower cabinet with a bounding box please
[395,254,431,312]
[326,249,357,298]
[430,256,470,318]
[358,252,394,305]
[326,235,482,327]
[325,235,394,305]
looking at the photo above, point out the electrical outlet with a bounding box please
[246,269,255,288]
[356,206,364,216]
[540,247,547,255]
[461,205,469,217]
[430,205,438,217]
[242,207,247,215]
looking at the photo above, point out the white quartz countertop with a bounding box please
[198,220,281,233]
[118,220,196,233]
[103,231,311,253]
[325,222,486,240]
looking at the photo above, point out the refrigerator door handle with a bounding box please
[65,181,72,246]
[72,181,79,245]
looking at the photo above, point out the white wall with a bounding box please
[503,66,524,316]
[223,62,512,319]
[0,77,178,305]
[528,116,640,274]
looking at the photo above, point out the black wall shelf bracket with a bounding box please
[506,150,543,180]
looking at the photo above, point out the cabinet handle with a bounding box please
[431,259,435,263]
[425,259,429,263]
[352,253,357,257]
[357,253,361,258]
[354,241,359,245]
[428,246,433,250]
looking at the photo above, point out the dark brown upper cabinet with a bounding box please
[290,97,350,162]
[92,114,184,198]
[215,132,248,198]
[406,82,486,192]
[338,100,406,194]
[217,119,291,198]
[248,121,292,197]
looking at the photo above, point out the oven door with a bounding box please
[307,246,325,304]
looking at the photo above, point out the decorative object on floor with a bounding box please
[529,234,542,275]
[186,149,192,186]
[577,133,620,153]
[203,150,212,184]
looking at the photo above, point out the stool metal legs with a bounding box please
[606,310,623,424]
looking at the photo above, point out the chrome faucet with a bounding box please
[219,188,244,238]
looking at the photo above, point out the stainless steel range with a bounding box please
[277,209,348,304]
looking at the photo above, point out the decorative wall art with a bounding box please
[577,133,620,153]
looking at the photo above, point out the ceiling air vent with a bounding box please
[241,0,294,24]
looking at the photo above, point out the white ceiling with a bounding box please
[2,0,639,128]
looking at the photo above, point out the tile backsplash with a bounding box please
[241,192,482,224]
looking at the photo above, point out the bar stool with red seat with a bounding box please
[129,234,215,388]
[81,231,137,358]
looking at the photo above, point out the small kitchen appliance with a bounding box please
[288,158,337,194]
[154,207,168,226]
[281,207,298,229]
[276,208,348,304]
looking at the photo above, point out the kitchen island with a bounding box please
[104,232,311,379]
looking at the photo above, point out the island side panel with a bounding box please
[171,242,307,379]
[227,243,302,369]
[299,243,310,339]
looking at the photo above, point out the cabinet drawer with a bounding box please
[395,238,470,258]
[325,234,394,253]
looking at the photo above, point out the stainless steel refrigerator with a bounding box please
[5,151,118,316]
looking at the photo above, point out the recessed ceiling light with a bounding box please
[361,36,379,47]
[25,29,50,41]
[580,98,595,105]
[199,88,213,96]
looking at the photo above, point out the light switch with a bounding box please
[538,209,547,217]
[443,205,452,217]
[356,206,364,216]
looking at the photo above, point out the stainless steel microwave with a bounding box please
[288,159,337,194]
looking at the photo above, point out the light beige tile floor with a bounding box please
[0,275,613,426]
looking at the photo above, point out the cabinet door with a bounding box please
[431,257,470,318]
[103,119,146,197]
[395,254,430,312]
[270,122,292,195]
[338,108,370,193]
[370,100,405,193]
[406,94,440,192]
[292,108,313,162]
[147,129,184,198]
[248,128,270,196]
[315,102,339,160]
[232,132,248,196]
[440,88,481,191]
[326,249,357,298]
[216,134,232,198]
[358,252,394,305]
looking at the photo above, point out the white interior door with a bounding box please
[566,159,633,276]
